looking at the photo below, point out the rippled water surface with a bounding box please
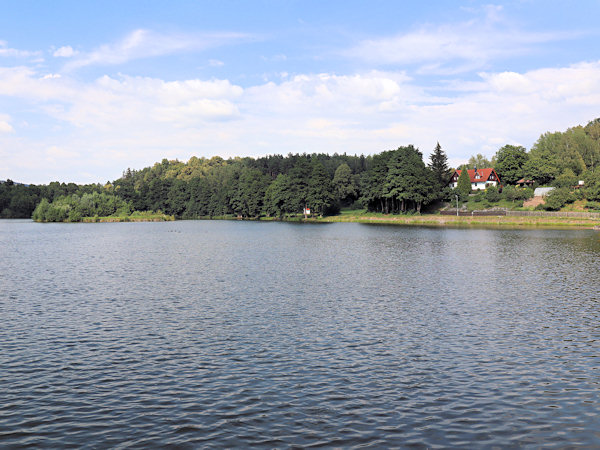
[1,219,599,447]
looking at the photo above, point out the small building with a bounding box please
[516,178,534,187]
[449,168,501,190]
[533,187,554,197]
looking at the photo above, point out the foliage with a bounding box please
[543,187,576,211]
[32,192,132,222]
[451,187,469,203]
[8,117,600,221]
[465,153,494,169]
[428,142,451,187]
[359,146,438,214]
[501,185,533,203]
[263,174,294,218]
[524,128,595,184]
[585,201,600,211]
[552,169,578,188]
[494,144,528,185]
[332,163,358,206]
[456,168,472,196]
[484,185,501,202]
[583,170,600,202]
[308,159,335,216]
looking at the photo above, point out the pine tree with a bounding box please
[428,142,450,187]
[457,167,472,196]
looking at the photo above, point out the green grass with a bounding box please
[81,211,174,222]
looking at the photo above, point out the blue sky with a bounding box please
[1,0,600,184]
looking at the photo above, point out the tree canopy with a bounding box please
[4,117,600,220]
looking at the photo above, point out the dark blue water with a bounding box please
[1,220,599,447]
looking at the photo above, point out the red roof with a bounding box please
[453,168,501,184]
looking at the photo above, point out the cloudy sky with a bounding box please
[1,0,599,184]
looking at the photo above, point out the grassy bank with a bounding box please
[305,209,600,229]
[80,211,175,222]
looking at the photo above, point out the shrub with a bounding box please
[552,169,578,188]
[68,209,82,222]
[472,192,484,203]
[543,187,576,211]
[585,201,600,211]
[502,185,518,202]
[520,187,535,200]
[485,185,501,203]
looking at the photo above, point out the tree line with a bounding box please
[2,118,600,221]
[458,118,600,210]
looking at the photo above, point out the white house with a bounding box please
[449,168,501,190]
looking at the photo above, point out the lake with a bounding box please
[1,219,599,447]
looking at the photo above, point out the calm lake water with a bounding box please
[1,219,599,448]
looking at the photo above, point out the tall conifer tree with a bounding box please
[457,168,472,196]
[429,142,450,187]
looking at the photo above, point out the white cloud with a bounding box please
[0,114,14,133]
[347,7,578,74]
[2,58,600,183]
[208,59,224,67]
[63,29,251,71]
[46,145,78,159]
[0,41,40,58]
[53,46,77,58]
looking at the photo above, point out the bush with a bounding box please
[585,201,600,211]
[68,209,82,222]
[31,192,134,222]
[472,192,484,203]
[349,199,365,210]
[451,187,468,203]
[502,185,518,202]
[485,185,501,203]
[520,187,535,200]
[32,198,50,222]
[543,187,576,211]
[552,169,578,188]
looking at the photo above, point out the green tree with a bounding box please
[583,171,600,201]
[287,157,311,213]
[32,198,50,222]
[552,169,578,188]
[484,185,500,202]
[263,174,294,218]
[332,163,358,205]
[456,168,472,196]
[494,144,528,185]
[526,131,586,184]
[566,125,600,173]
[231,168,269,218]
[466,153,494,169]
[167,179,190,217]
[502,185,519,203]
[307,160,335,216]
[543,187,576,211]
[360,151,393,213]
[385,146,437,213]
[428,142,450,186]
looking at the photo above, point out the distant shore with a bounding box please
[308,212,600,230]
[24,211,600,229]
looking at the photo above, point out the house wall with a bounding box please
[450,180,498,189]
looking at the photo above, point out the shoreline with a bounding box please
[21,213,600,229]
[310,213,600,230]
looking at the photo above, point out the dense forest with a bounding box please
[2,118,600,221]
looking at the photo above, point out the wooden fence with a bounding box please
[440,209,600,218]
[440,210,506,216]
[506,210,600,219]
